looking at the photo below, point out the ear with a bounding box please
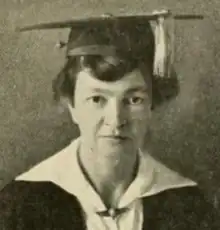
[66,103,79,124]
[59,97,79,124]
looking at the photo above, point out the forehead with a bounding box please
[75,68,150,95]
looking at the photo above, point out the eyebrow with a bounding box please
[88,86,149,95]
[125,86,149,94]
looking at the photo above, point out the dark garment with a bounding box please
[0,181,219,230]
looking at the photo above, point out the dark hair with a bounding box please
[52,52,154,102]
[52,53,179,109]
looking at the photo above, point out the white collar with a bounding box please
[16,137,197,211]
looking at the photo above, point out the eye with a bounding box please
[88,95,106,106]
[92,96,102,103]
[127,96,145,105]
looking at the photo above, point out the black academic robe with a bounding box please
[0,181,219,230]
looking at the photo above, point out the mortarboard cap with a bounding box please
[17,10,204,78]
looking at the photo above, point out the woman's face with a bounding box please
[68,67,152,158]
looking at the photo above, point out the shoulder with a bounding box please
[142,186,212,213]
[0,180,74,201]
[142,186,220,229]
[0,180,84,230]
[0,180,81,209]
[15,139,79,182]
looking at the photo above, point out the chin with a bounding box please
[98,140,135,156]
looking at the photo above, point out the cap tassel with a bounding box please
[153,15,167,78]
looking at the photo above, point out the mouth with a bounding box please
[100,136,129,141]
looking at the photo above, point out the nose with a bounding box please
[104,100,127,128]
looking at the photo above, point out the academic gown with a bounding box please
[1,138,219,229]
[0,181,219,230]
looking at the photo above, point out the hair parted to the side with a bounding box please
[52,51,179,109]
[52,53,155,105]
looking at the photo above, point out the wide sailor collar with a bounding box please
[16,137,197,211]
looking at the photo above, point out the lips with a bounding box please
[100,135,129,140]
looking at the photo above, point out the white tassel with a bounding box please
[153,15,167,77]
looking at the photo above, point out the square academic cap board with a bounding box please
[17,10,203,78]
[17,10,204,107]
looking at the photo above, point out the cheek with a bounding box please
[129,109,151,135]
[131,118,148,134]
[76,108,103,135]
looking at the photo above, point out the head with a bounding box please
[17,12,181,164]
[51,15,179,161]
[52,51,155,157]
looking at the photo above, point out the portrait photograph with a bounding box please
[0,0,220,229]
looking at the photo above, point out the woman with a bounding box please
[0,11,219,230]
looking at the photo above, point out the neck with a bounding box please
[78,143,138,208]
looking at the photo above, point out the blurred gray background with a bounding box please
[0,0,220,203]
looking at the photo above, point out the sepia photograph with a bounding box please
[0,1,220,229]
